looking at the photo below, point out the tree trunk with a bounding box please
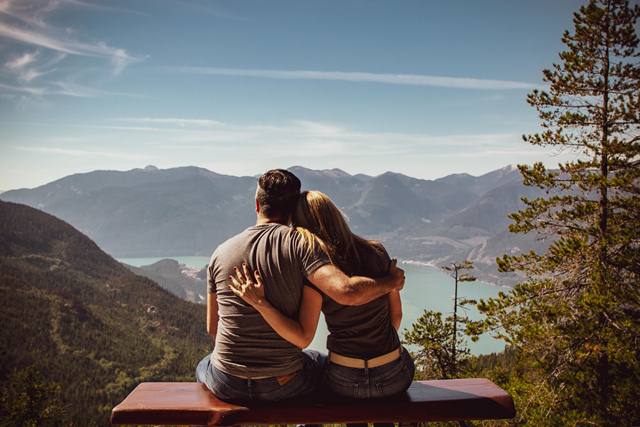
[599,0,611,269]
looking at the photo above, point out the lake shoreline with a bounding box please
[118,255,507,355]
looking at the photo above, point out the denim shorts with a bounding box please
[324,347,415,399]
[196,350,327,403]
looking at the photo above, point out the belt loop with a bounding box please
[364,359,370,399]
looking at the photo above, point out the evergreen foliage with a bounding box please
[466,1,640,424]
[404,261,476,380]
[0,201,209,426]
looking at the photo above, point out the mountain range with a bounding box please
[1,165,550,285]
[125,258,206,304]
[0,201,209,425]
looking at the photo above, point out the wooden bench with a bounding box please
[111,379,515,425]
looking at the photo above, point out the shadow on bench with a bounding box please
[111,378,515,426]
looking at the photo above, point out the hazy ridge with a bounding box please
[1,165,549,285]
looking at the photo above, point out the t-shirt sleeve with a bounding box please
[207,253,219,294]
[378,244,392,275]
[293,231,331,277]
[207,264,216,294]
[303,278,322,295]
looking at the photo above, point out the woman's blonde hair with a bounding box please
[292,190,383,275]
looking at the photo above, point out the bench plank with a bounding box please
[111,379,515,425]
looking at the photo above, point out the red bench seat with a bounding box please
[111,378,515,425]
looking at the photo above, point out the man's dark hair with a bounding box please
[256,169,301,220]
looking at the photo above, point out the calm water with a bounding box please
[119,256,506,355]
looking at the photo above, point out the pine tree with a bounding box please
[404,261,475,380]
[474,1,640,425]
[442,261,476,374]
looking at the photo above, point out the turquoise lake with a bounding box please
[119,256,507,355]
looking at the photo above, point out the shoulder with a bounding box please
[372,241,391,262]
[211,227,253,263]
[359,239,389,260]
[357,239,392,274]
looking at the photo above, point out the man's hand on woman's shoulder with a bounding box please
[388,259,405,291]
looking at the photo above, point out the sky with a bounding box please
[0,0,589,190]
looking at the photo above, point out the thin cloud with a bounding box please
[172,67,542,90]
[0,21,143,73]
[64,0,148,17]
[53,81,142,98]
[15,145,143,160]
[5,50,38,69]
[109,117,522,156]
[0,81,139,98]
[115,117,226,127]
[18,67,54,82]
[0,0,145,81]
[0,81,45,95]
[5,50,61,82]
[4,50,56,82]
[0,0,146,26]
[162,0,248,21]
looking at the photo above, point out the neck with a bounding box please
[256,214,287,226]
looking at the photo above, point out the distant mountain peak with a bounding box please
[288,166,352,178]
[144,165,159,171]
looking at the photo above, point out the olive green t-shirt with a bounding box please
[310,241,400,359]
[208,223,329,378]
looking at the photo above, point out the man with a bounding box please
[196,169,405,402]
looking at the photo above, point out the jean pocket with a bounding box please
[208,367,244,401]
[371,358,415,397]
[372,359,405,383]
[374,381,384,397]
[325,364,362,398]
[326,364,355,385]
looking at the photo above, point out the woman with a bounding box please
[230,190,415,408]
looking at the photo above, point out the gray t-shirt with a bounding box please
[208,223,329,378]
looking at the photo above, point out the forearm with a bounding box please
[255,302,312,349]
[308,263,403,307]
[389,290,402,330]
[206,292,218,347]
[392,317,401,331]
[341,274,395,306]
[206,314,217,336]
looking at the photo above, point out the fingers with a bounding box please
[229,264,266,302]
[396,266,405,291]
[234,265,245,283]
[228,275,243,295]
[253,270,263,288]
[388,259,405,291]
[242,263,251,281]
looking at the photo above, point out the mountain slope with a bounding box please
[0,201,209,426]
[2,166,256,256]
[1,165,544,285]
[126,259,206,303]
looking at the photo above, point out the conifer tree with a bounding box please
[474,0,640,424]
[442,261,476,374]
[405,261,475,380]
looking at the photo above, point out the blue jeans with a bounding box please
[196,350,327,403]
[324,346,415,399]
[325,347,415,427]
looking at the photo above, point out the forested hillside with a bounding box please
[0,201,209,426]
